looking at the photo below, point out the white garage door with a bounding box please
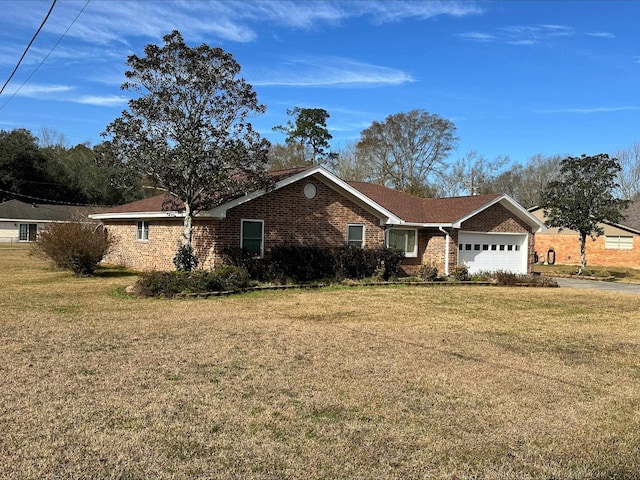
[458,232,528,274]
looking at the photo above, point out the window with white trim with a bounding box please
[347,224,365,248]
[136,220,149,241]
[19,223,37,242]
[241,219,264,257]
[605,235,633,250]
[386,228,418,257]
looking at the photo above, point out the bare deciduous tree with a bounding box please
[356,109,457,197]
[615,142,640,200]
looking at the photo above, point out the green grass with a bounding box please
[1,251,639,479]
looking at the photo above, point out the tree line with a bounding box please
[5,122,638,210]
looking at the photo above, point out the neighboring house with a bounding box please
[529,203,640,268]
[0,199,100,244]
[90,166,545,275]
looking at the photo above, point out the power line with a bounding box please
[0,0,58,97]
[0,187,96,207]
[0,0,92,112]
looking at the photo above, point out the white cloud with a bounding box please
[535,106,640,114]
[74,95,129,107]
[461,23,576,45]
[5,0,482,48]
[586,32,615,38]
[3,84,74,98]
[358,1,483,23]
[457,32,495,42]
[250,56,414,87]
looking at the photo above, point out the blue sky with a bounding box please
[0,0,638,165]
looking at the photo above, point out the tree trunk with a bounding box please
[579,232,587,275]
[183,202,193,246]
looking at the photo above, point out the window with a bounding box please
[136,221,149,241]
[19,223,37,242]
[347,224,364,248]
[605,235,633,250]
[387,228,417,257]
[241,219,264,257]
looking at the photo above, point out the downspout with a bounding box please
[438,226,450,276]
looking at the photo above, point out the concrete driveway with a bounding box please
[554,277,640,293]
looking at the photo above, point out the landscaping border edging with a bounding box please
[164,279,556,299]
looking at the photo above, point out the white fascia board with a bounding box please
[89,211,184,220]
[1,218,62,223]
[389,222,454,229]
[205,165,403,224]
[452,194,547,232]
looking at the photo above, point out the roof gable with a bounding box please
[205,166,402,223]
[347,182,542,230]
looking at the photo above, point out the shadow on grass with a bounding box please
[95,266,139,279]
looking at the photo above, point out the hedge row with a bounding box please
[135,265,252,298]
[223,245,405,283]
[134,245,405,297]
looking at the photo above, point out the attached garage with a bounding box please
[458,232,528,274]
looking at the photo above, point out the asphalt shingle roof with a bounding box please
[348,181,502,224]
[96,167,510,224]
[0,199,99,221]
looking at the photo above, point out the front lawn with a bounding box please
[1,251,639,479]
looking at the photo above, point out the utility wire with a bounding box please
[0,0,91,112]
[0,187,97,207]
[0,0,58,97]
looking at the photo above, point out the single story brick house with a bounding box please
[0,199,99,244]
[530,203,640,268]
[90,166,545,275]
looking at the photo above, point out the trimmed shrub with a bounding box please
[221,246,270,281]
[173,244,199,272]
[223,245,403,283]
[33,222,113,276]
[134,266,251,298]
[335,246,404,281]
[269,245,335,283]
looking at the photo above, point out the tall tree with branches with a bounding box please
[103,30,271,249]
[541,153,628,273]
[356,109,457,197]
[273,107,332,165]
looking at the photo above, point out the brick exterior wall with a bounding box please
[103,178,387,271]
[534,233,640,268]
[103,220,184,271]
[404,229,457,276]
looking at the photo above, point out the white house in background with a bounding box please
[0,199,100,243]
